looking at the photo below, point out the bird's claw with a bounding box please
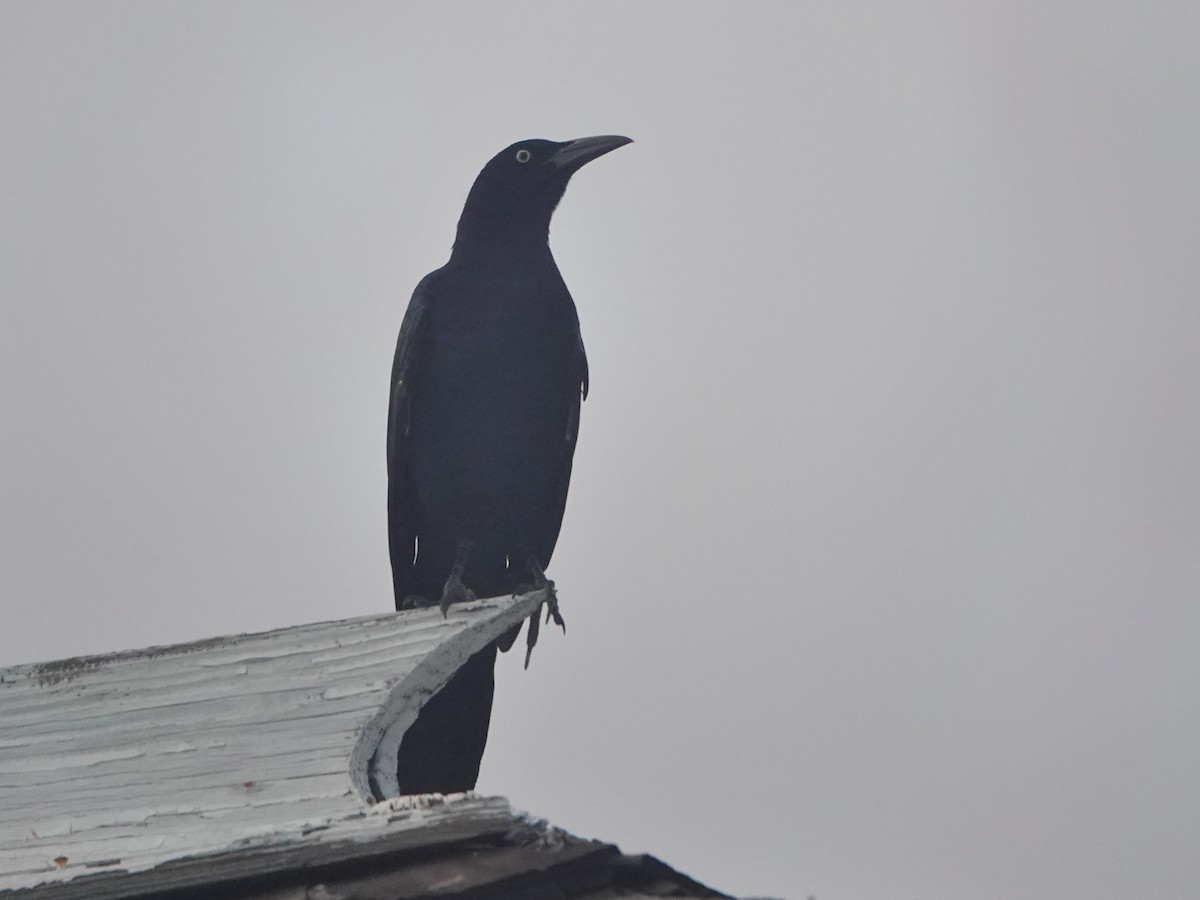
[543,581,565,633]
[524,612,540,670]
[514,576,564,630]
[438,572,476,618]
[533,580,565,634]
[518,578,565,669]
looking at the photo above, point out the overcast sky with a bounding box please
[2,3,1198,899]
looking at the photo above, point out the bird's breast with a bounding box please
[414,279,580,441]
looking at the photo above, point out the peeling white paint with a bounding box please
[0,594,543,893]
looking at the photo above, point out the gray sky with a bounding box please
[2,3,1198,898]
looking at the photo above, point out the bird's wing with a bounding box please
[554,336,586,527]
[577,320,589,402]
[533,317,588,570]
[387,271,437,603]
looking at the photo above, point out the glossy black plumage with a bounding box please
[388,136,630,794]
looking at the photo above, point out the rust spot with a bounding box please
[243,781,255,789]
[53,856,68,868]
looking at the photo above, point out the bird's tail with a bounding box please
[394,641,498,795]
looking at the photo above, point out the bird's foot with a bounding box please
[540,579,566,633]
[514,575,566,632]
[438,572,476,618]
[515,575,566,669]
[398,594,437,611]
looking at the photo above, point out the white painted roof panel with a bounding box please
[0,593,542,893]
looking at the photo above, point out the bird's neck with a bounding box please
[451,183,558,257]
[450,222,552,263]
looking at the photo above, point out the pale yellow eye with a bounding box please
[515,148,531,163]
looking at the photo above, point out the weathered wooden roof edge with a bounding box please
[0,598,745,899]
[0,794,735,899]
[0,595,542,892]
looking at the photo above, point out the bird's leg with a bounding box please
[439,540,476,617]
[515,552,565,669]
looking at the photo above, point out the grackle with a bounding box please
[387,135,630,794]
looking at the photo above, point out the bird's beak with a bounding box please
[548,135,633,173]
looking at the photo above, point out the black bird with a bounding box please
[387,135,631,794]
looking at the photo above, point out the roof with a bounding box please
[0,595,732,899]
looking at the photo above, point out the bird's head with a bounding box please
[454,135,632,250]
